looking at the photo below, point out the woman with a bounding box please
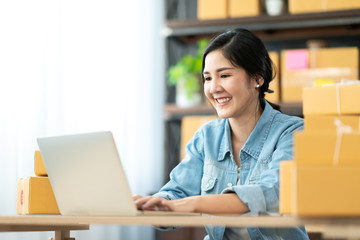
[134,28,309,240]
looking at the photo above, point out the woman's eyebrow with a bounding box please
[203,67,234,75]
[216,67,234,72]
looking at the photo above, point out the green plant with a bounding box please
[167,38,209,99]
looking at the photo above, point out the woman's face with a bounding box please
[203,50,260,120]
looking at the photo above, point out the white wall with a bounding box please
[0,0,164,239]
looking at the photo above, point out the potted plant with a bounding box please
[168,39,209,107]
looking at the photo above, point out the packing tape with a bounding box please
[334,80,360,115]
[333,118,353,165]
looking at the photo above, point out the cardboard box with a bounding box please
[281,47,359,103]
[228,0,260,18]
[326,0,360,11]
[289,0,324,14]
[17,177,60,214]
[181,115,217,160]
[294,131,360,166]
[293,166,360,216]
[289,0,360,14]
[34,150,47,176]
[266,51,280,103]
[305,115,360,133]
[279,160,294,214]
[281,86,303,103]
[198,0,227,20]
[303,82,360,115]
[311,47,358,70]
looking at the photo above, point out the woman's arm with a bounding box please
[134,193,250,214]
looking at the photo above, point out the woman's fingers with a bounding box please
[134,195,153,209]
[142,197,170,211]
[134,196,170,211]
[132,194,143,201]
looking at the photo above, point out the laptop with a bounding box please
[37,131,196,216]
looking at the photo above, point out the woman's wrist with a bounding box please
[190,195,202,213]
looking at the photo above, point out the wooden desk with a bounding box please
[1,215,360,240]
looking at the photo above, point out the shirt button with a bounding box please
[227,183,233,187]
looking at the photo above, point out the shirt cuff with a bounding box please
[152,191,176,200]
[222,185,267,215]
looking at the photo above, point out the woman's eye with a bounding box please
[221,74,230,78]
[204,76,211,81]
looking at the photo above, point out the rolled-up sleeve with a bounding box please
[222,120,303,215]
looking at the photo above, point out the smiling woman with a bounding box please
[203,50,261,122]
[134,29,309,240]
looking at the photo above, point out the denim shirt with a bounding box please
[154,100,309,240]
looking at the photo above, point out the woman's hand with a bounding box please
[133,193,249,214]
[132,194,199,213]
[133,194,170,211]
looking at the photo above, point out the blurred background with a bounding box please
[0,0,164,239]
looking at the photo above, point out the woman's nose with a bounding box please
[209,78,222,94]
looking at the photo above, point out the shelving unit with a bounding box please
[160,3,360,239]
[163,2,360,173]
[164,8,360,110]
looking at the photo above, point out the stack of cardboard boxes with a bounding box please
[289,0,360,14]
[281,46,359,103]
[197,0,261,20]
[280,81,360,216]
[197,0,360,20]
[17,151,60,214]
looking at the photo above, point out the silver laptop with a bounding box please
[38,131,187,216]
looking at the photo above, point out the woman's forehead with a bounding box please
[204,50,240,72]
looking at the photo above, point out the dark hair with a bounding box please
[201,28,277,104]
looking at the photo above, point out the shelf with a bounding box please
[164,102,303,120]
[164,103,215,120]
[164,9,360,41]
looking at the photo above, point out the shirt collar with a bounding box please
[217,99,275,161]
[217,118,232,160]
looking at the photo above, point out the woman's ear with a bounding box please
[254,76,265,88]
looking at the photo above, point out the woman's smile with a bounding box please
[216,97,232,104]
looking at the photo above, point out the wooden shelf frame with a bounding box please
[164,9,360,40]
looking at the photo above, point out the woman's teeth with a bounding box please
[217,97,232,103]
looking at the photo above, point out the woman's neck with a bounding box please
[229,100,263,146]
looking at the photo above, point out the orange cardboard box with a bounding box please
[228,0,260,18]
[289,0,324,14]
[34,150,47,176]
[266,52,280,103]
[289,0,360,14]
[311,47,358,70]
[17,177,60,214]
[305,115,360,133]
[293,166,360,216]
[198,0,227,20]
[303,82,360,115]
[181,115,217,160]
[294,131,360,166]
[279,160,294,214]
[326,0,360,11]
